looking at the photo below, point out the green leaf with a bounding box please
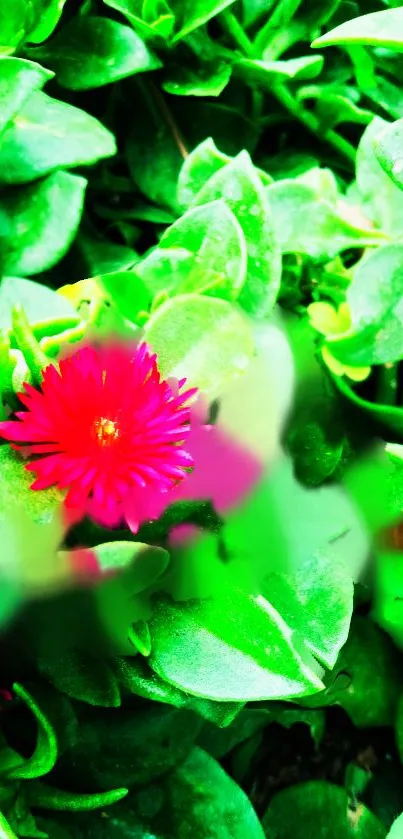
[387,815,403,839]
[0,683,58,779]
[235,55,324,85]
[28,783,128,811]
[0,446,62,524]
[177,138,235,208]
[264,180,385,259]
[0,1,40,53]
[304,617,403,727]
[192,152,281,316]
[40,748,264,838]
[38,648,121,708]
[172,0,237,42]
[28,16,161,90]
[313,8,403,51]
[0,276,77,330]
[103,0,175,41]
[374,118,403,191]
[353,116,403,236]
[329,245,403,366]
[150,199,247,300]
[115,656,243,726]
[0,57,53,136]
[1,171,86,276]
[93,541,170,591]
[144,293,255,399]
[126,118,182,213]
[262,781,386,839]
[57,705,203,789]
[28,0,68,44]
[163,62,232,97]
[98,271,150,325]
[148,593,322,702]
[0,91,116,183]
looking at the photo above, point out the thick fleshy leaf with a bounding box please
[0,446,62,524]
[387,815,403,839]
[193,152,281,316]
[98,271,150,325]
[144,294,255,399]
[28,0,68,43]
[37,649,121,707]
[354,116,403,236]
[28,17,161,90]
[103,0,175,41]
[39,748,265,838]
[143,200,247,301]
[0,92,116,183]
[163,62,232,97]
[313,8,403,51]
[328,245,403,366]
[0,683,58,779]
[262,781,386,839]
[1,171,86,275]
[264,180,385,259]
[0,57,53,136]
[374,119,403,191]
[148,593,322,702]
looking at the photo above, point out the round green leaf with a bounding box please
[149,593,323,702]
[193,152,281,316]
[262,781,386,839]
[98,271,150,325]
[29,16,161,90]
[144,294,255,399]
[157,200,247,301]
[1,170,86,275]
[0,91,116,183]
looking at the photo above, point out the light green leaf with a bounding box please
[154,199,247,300]
[0,446,62,524]
[193,152,281,316]
[149,594,322,702]
[313,8,403,51]
[235,55,324,85]
[0,276,77,330]
[0,91,116,183]
[387,814,403,839]
[265,180,385,259]
[374,118,403,191]
[0,1,39,54]
[172,0,237,42]
[0,57,53,136]
[28,16,161,90]
[328,245,403,366]
[144,294,255,399]
[262,781,386,839]
[94,541,169,591]
[354,116,403,236]
[1,170,86,275]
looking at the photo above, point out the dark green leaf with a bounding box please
[172,0,237,41]
[37,649,121,708]
[0,683,58,779]
[262,781,386,839]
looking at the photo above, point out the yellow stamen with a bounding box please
[94,417,119,446]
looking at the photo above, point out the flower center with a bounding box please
[93,417,120,446]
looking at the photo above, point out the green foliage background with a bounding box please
[2,0,403,837]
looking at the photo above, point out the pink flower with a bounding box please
[0,343,196,533]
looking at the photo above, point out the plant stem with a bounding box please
[377,364,398,406]
[219,9,255,57]
[272,83,356,165]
